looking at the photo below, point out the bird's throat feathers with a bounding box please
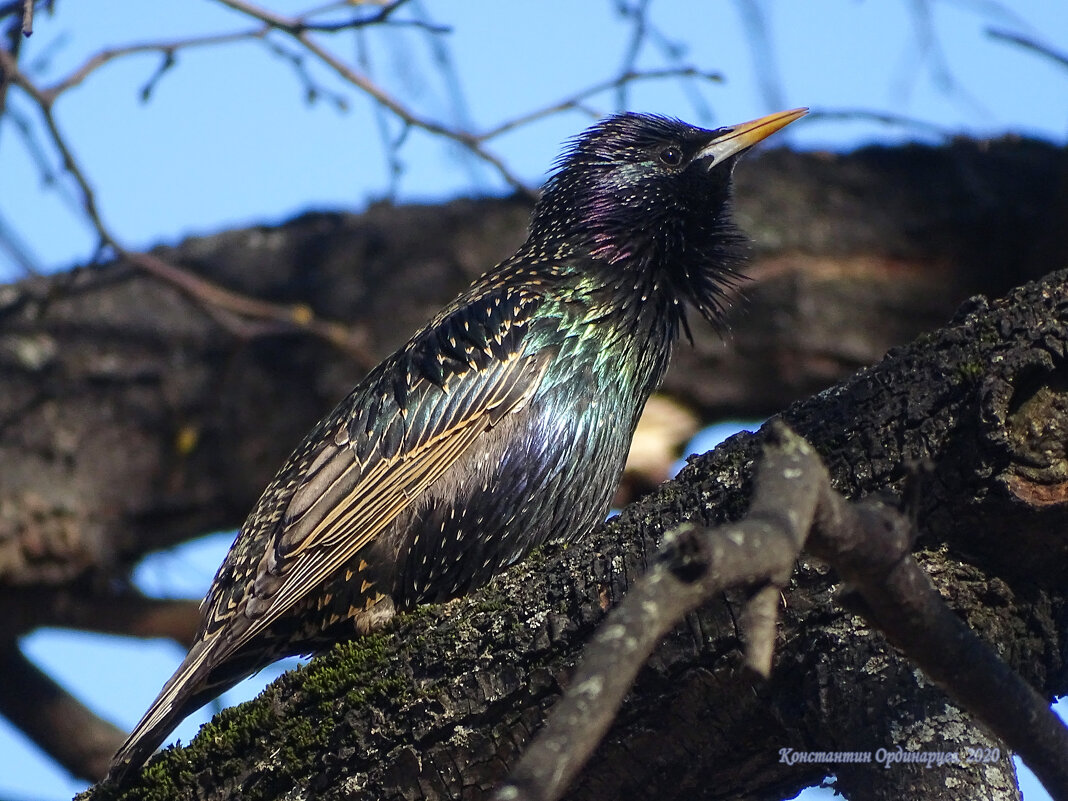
[523,169,747,341]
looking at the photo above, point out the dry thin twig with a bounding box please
[127,252,377,368]
[477,68,723,143]
[807,491,1068,801]
[987,27,1068,70]
[0,1,717,351]
[20,0,32,37]
[0,47,378,366]
[805,107,955,136]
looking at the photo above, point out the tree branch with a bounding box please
[0,588,200,645]
[0,641,124,782]
[988,28,1068,70]
[80,267,1068,800]
[499,423,1068,801]
[808,493,1068,801]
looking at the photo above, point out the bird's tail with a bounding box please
[106,639,238,785]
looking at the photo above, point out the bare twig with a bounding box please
[19,0,440,106]
[805,107,956,137]
[7,0,728,279]
[612,0,714,119]
[477,68,723,143]
[0,48,377,367]
[734,0,787,112]
[40,30,263,100]
[127,252,377,369]
[740,583,780,678]
[213,0,535,194]
[294,0,449,35]
[410,0,484,188]
[807,492,1068,801]
[988,27,1068,70]
[0,47,112,253]
[293,30,533,193]
[0,206,42,275]
[897,0,989,118]
[0,3,23,128]
[4,105,77,208]
[613,0,652,110]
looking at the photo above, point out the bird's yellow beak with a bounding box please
[696,107,808,164]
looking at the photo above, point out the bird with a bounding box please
[107,107,807,782]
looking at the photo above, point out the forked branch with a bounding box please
[497,424,1068,801]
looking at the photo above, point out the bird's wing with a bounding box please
[108,289,553,781]
[202,287,551,662]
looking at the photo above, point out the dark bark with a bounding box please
[497,425,1068,801]
[2,140,1065,588]
[1,139,1066,791]
[79,268,1068,800]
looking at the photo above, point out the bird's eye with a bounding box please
[658,146,683,167]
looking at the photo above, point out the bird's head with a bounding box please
[530,109,807,329]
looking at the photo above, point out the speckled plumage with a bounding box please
[108,108,806,782]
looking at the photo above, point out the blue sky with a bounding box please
[4,0,1067,278]
[1,2,1066,799]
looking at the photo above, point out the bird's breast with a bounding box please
[390,348,656,607]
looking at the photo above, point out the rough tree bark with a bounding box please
[2,139,1064,585]
[1,139,1066,795]
[79,266,1068,801]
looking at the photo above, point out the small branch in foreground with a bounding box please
[496,423,1068,801]
[987,28,1068,70]
[127,252,378,370]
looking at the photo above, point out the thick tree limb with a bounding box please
[3,139,1067,792]
[498,424,1068,801]
[79,268,1068,800]
[496,425,825,801]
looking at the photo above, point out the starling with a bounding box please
[107,107,806,782]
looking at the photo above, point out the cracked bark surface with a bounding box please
[3,140,1065,588]
[80,268,1068,800]
[1,139,1066,795]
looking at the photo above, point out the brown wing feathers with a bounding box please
[107,291,548,781]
